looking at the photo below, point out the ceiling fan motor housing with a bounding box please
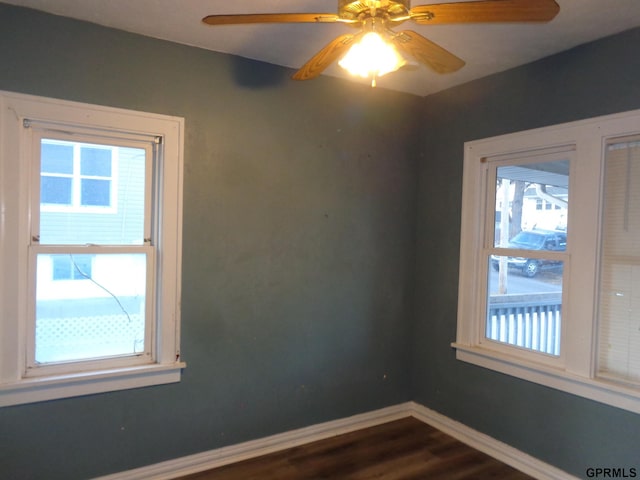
[338,0,411,21]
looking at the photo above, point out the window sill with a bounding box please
[452,343,640,415]
[0,361,186,407]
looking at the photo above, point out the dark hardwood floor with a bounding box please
[176,417,534,480]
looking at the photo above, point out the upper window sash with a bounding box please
[30,129,155,241]
[482,149,572,249]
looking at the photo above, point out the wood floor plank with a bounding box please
[176,417,534,480]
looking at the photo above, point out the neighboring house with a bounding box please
[495,179,568,237]
[522,185,568,231]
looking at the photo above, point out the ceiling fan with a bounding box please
[202,0,560,86]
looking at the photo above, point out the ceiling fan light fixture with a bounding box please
[338,31,406,86]
[202,0,560,84]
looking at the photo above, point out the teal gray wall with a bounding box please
[0,5,419,479]
[413,27,640,478]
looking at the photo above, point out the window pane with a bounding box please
[81,178,110,206]
[39,139,147,245]
[41,142,73,174]
[487,256,563,356]
[81,147,111,176]
[597,139,640,384]
[41,176,72,205]
[35,253,147,364]
[488,158,568,357]
[52,254,93,280]
[494,160,569,248]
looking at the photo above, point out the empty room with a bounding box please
[1,1,639,479]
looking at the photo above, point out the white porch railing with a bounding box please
[487,293,562,356]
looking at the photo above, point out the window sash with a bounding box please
[470,151,572,365]
[25,245,156,377]
[31,130,154,244]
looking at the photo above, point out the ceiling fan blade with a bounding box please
[202,13,342,26]
[392,30,465,74]
[410,0,560,24]
[292,33,359,81]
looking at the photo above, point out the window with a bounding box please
[487,156,569,359]
[597,138,640,385]
[455,109,640,414]
[51,254,94,280]
[0,91,185,406]
[41,140,116,210]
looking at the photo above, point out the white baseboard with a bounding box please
[94,401,576,480]
[94,403,412,480]
[407,402,578,480]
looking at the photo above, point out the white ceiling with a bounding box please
[4,0,640,97]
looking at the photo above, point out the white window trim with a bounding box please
[454,108,640,415]
[0,90,186,406]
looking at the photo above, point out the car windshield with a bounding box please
[509,231,545,249]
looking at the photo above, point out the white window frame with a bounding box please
[454,108,640,415]
[0,91,185,406]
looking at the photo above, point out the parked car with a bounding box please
[491,229,566,277]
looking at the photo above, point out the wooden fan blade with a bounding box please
[202,13,342,26]
[292,33,359,81]
[392,30,465,74]
[410,0,560,24]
